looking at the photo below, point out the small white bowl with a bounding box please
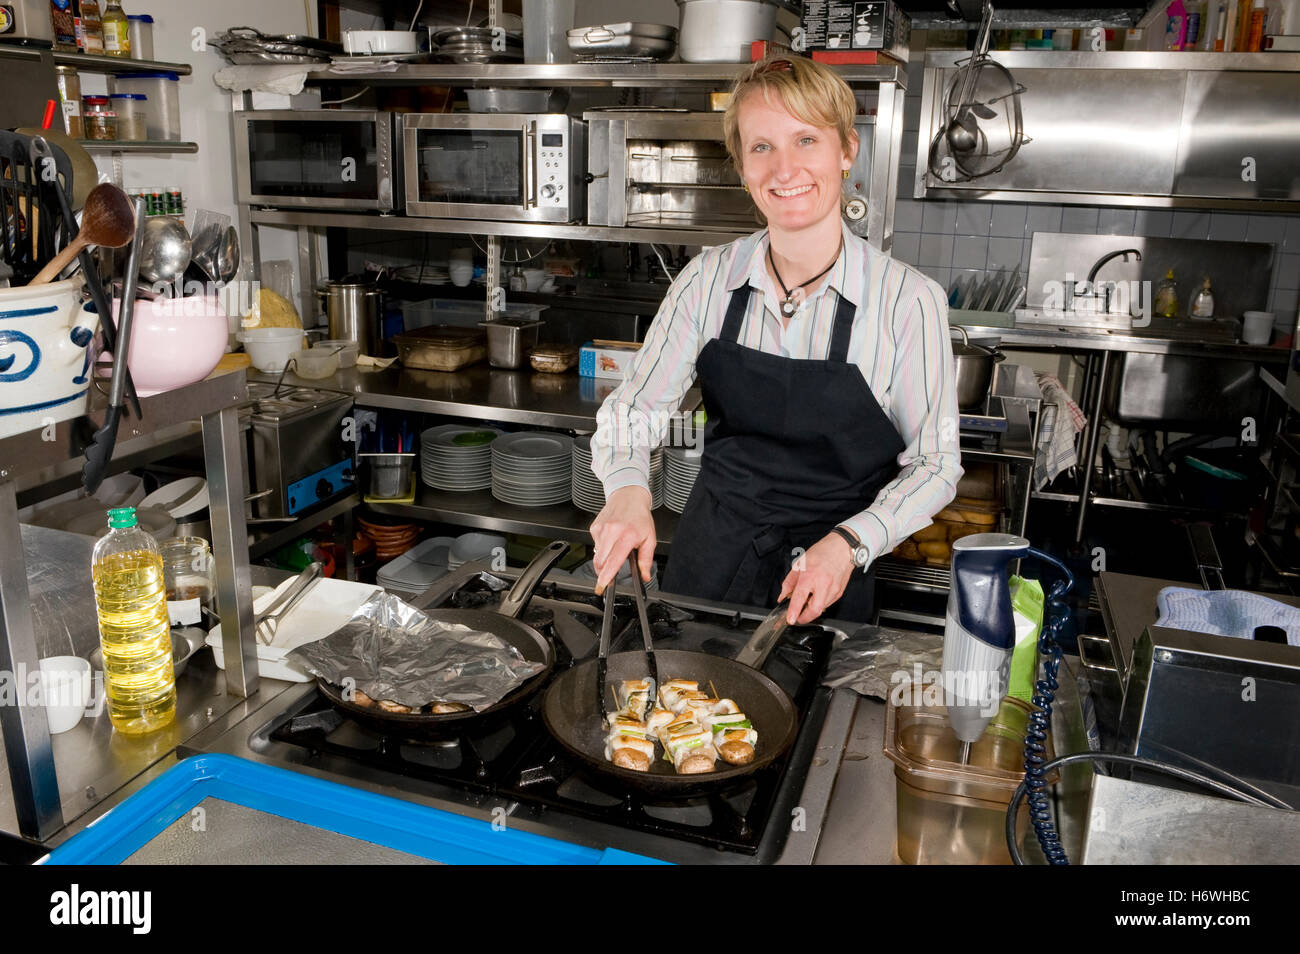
[238,327,303,372]
[39,656,92,734]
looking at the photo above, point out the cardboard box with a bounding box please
[579,341,641,380]
[800,1,911,62]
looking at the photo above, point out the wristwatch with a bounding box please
[831,525,871,570]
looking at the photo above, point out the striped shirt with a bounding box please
[590,222,963,567]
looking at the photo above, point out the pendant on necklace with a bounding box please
[781,297,797,318]
[781,286,805,318]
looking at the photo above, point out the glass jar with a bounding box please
[160,536,213,626]
[54,65,82,139]
[82,95,117,141]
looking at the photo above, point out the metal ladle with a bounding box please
[138,215,191,286]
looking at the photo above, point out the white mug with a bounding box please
[39,656,93,734]
[0,279,99,440]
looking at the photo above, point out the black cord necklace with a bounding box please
[767,242,841,319]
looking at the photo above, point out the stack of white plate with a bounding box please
[491,432,573,506]
[664,447,704,513]
[421,424,503,492]
[377,536,455,596]
[570,438,664,513]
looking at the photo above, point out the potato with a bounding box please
[918,541,951,563]
[958,509,998,526]
[911,523,948,543]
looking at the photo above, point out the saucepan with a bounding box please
[951,325,1005,412]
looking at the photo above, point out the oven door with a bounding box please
[403,113,575,223]
[235,110,401,211]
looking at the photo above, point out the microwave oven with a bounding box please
[234,110,403,212]
[402,113,585,223]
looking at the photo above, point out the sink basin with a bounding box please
[1105,351,1263,433]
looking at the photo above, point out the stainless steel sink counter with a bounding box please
[957,322,1287,362]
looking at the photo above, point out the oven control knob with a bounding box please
[316,477,333,500]
[540,183,557,199]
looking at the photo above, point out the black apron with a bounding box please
[661,280,906,624]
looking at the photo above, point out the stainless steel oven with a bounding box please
[402,113,585,222]
[234,110,403,211]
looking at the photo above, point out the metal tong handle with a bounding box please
[627,553,658,716]
[255,562,322,645]
[596,568,617,723]
[734,599,791,669]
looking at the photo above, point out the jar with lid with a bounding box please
[54,65,82,138]
[109,92,145,140]
[159,536,213,627]
[82,95,117,140]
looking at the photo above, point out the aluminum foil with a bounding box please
[287,592,544,711]
[821,625,943,701]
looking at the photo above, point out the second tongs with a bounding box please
[594,553,660,724]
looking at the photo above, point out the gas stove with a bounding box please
[188,564,857,864]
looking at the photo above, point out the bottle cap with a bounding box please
[107,507,137,529]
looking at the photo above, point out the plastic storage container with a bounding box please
[108,92,146,140]
[400,299,546,331]
[91,507,176,736]
[114,72,181,140]
[393,325,488,371]
[315,339,360,368]
[291,347,339,380]
[127,13,154,60]
[884,695,1052,865]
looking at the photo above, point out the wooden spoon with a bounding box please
[29,183,135,286]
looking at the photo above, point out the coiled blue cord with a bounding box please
[1023,548,1074,865]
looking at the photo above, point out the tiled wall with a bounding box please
[893,58,1300,322]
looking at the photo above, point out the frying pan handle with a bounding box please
[497,540,571,620]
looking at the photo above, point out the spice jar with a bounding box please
[82,96,117,141]
[54,65,82,139]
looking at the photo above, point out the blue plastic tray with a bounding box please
[42,754,665,865]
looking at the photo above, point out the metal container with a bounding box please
[675,0,778,63]
[479,317,544,369]
[360,453,415,499]
[1104,352,1264,434]
[951,326,1004,411]
[393,325,487,372]
[320,279,383,356]
[567,22,677,58]
[465,87,569,113]
[243,385,355,518]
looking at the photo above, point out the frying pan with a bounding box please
[541,594,799,798]
[316,540,569,739]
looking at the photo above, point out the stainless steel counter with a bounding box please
[959,322,1288,362]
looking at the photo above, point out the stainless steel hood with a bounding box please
[916,51,1300,211]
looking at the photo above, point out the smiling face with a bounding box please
[736,91,857,239]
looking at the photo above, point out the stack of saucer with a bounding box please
[490,431,573,507]
[663,447,703,514]
[421,424,501,492]
[570,438,664,513]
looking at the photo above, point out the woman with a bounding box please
[589,55,962,626]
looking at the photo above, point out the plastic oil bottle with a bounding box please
[91,507,176,734]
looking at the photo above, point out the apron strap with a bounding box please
[719,283,752,344]
[826,290,857,364]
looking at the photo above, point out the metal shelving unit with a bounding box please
[79,140,199,154]
[0,372,259,842]
[0,46,194,76]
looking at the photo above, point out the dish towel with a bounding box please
[213,65,310,94]
[1034,373,1087,489]
[1155,587,1300,647]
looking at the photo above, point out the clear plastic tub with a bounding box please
[883,695,1053,865]
[291,348,339,380]
[400,299,547,332]
[127,14,155,61]
[114,72,180,140]
[315,339,360,368]
[109,93,146,140]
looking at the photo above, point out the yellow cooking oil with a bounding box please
[91,508,175,735]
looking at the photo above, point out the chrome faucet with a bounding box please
[1083,248,1143,314]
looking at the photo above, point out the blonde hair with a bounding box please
[722,55,858,176]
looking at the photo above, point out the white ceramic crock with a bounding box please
[0,279,99,440]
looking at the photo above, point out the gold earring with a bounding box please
[842,169,850,180]
[742,182,749,192]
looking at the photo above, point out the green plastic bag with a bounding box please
[1007,575,1045,702]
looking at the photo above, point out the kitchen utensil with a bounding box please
[214,226,239,283]
[29,183,134,285]
[314,540,571,739]
[28,135,141,420]
[81,196,145,496]
[627,554,660,709]
[319,277,383,355]
[255,561,323,645]
[13,128,97,211]
[675,0,779,62]
[567,22,677,59]
[479,317,544,369]
[951,325,1005,411]
[736,599,791,668]
[137,215,191,285]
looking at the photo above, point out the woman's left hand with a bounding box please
[778,534,857,625]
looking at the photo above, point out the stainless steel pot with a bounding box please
[951,325,1005,411]
[318,278,383,356]
[675,0,779,63]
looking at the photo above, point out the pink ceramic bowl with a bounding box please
[103,295,229,396]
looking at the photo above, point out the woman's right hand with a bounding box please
[590,485,656,594]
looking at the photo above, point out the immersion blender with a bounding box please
[942,533,1032,764]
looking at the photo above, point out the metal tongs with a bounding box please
[596,552,660,723]
[254,562,323,645]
